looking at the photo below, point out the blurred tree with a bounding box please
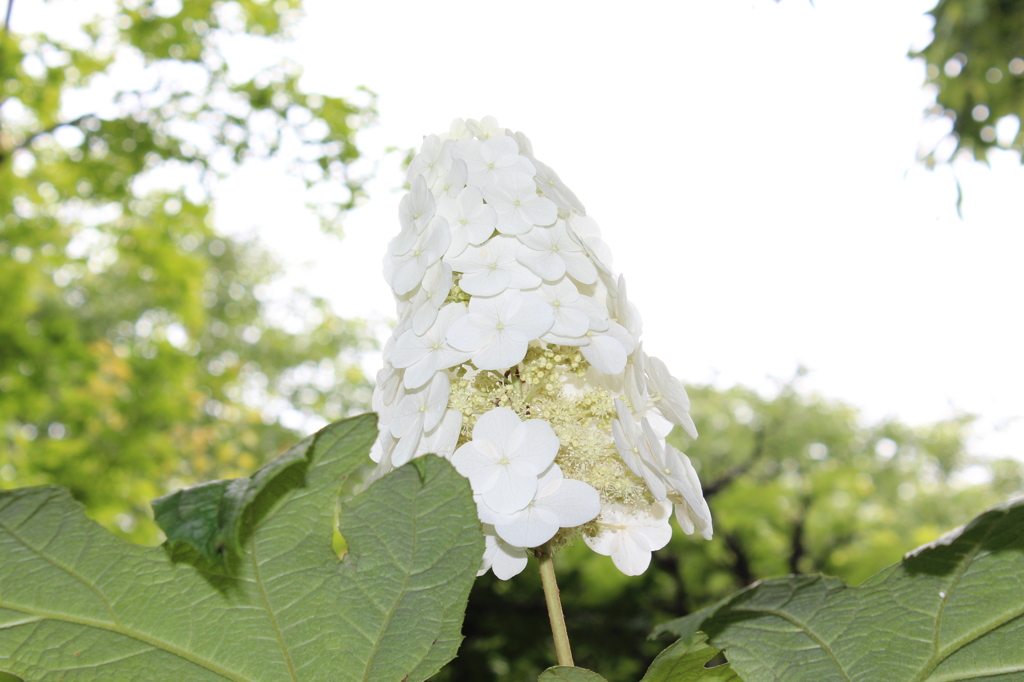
[436,378,1024,682]
[913,0,1024,164]
[0,0,376,543]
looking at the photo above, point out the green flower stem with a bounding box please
[537,544,574,667]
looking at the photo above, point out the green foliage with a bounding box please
[653,496,1024,681]
[913,0,1024,163]
[0,0,376,543]
[0,414,485,681]
[539,667,609,681]
[440,380,1024,681]
[152,418,319,564]
[639,635,737,682]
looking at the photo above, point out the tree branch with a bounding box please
[723,532,754,587]
[4,0,14,33]
[788,494,812,575]
[704,425,766,499]
[0,114,95,165]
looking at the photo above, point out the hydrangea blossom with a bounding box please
[371,117,713,578]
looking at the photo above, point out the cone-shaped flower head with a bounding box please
[371,117,713,578]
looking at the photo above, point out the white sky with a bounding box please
[22,0,1024,458]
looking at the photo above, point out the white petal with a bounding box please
[494,505,560,548]
[551,305,589,337]
[509,419,560,471]
[482,461,541,514]
[474,330,529,370]
[648,356,697,438]
[391,429,421,468]
[473,406,523,445]
[399,175,435,232]
[451,441,498,490]
[481,530,530,580]
[458,268,512,296]
[517,243,566,280]
[402,359,443,391]
[580,331,627,374]
[563,251,598,285]
[392,259,426,297]
[416,409,463,460]
[390,403,424,439]
[506,294,555,341]
[610,529,654,576]
[540,478,601,528]
[446,313,490,353]
[490,548,529,579]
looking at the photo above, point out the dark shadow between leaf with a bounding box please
[161,537,247,595]
[704,650,729,668]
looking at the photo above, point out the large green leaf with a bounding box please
[0,414,484,681]
[653,496,1024,681]
[640,634,739,681]
[539,666,609,681]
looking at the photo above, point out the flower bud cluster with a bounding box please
[371,116,712,578]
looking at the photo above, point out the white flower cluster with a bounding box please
[371,116,712,579]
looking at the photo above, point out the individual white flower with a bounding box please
[407,134,453,186]
[446,235,541,297]
[389,372,450,439]
[517,221,598,283]
[532,158,586,215]
[567,213,614,274]
[372,365,402,414]
[623,345,649,413]
[479,526,530,580]
[632,419,710,545]
[433,158,468,203]
[452,135,534,187]
[438,185,497,257]
[584,501,673,576]
[451,407,559,513]
[608,274,642,338]
[610,398,647,480]
[646,355,698,439]
[446,289,554,370]
[465,115,505,140]
[579,320,635,375]
[391,175,436,256]
[478,465,600,548]
[402,260,453,336]
[482,173,558,235]
[663,442,713,541]
[510,129,587,216]
[528,280,591,340]
[412,408,463,460]
[387,216,451,296]
[390,303,473,389]
[442,118,473,141]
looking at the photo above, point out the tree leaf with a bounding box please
[652,496,1024,682]
[641,634,739,681]
[152,428,317,564]
[0,414,484,681]
[539,665,609,681]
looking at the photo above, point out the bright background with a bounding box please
[27,0,1024,457]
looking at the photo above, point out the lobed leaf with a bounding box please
[0,414,483,681]
[652,496,1024,682]
[640,634,738,681]
[539,665,609,681]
